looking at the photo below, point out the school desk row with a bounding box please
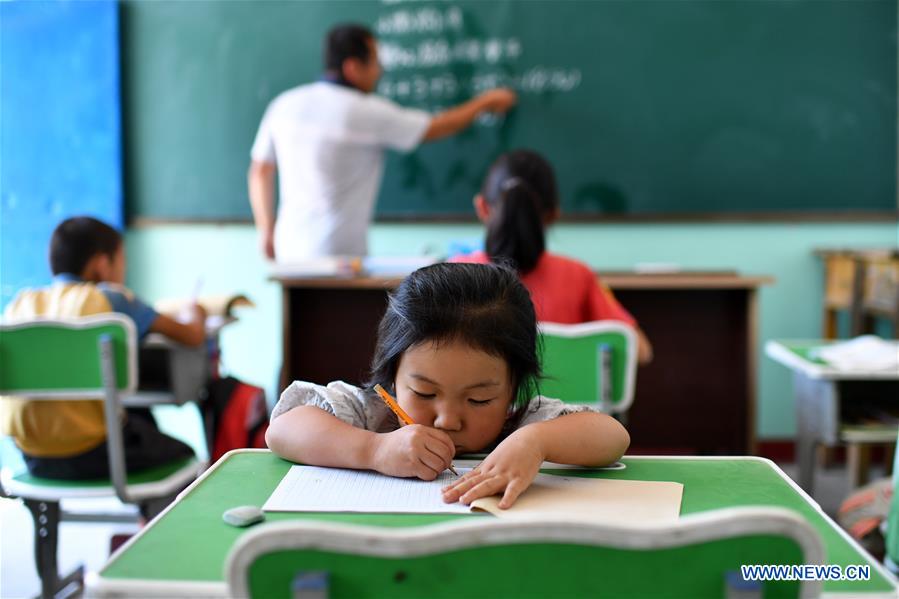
[273,271,773,455]
[88,449,898,598]
[766,339,899,496]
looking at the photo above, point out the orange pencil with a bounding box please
[374,384,458,476]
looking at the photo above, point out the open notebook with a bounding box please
[155,293,254,319]
[264,466,683,527]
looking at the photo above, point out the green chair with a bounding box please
[0,314,203,599]
[538,321,637,414]
[226,507,825,598]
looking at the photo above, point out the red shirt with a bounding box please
[450,251,636,326]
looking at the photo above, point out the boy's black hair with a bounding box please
[324,23,374,78]
[49,216,122,276]
[481,150,559,275]
[368,262,541,421]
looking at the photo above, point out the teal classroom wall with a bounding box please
[125,221,898,441]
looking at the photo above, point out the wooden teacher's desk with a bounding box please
[88,450,896,598]
[273,271,772,455]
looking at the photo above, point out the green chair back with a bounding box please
[0,314,202,599]
[538,321,637,413]
[227,508,824,599]
[0,314,137,397]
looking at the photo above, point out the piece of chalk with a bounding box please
[223,505,265,527]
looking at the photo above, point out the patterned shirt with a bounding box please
[271,380,595,450]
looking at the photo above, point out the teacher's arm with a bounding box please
[248,160,277,260]
[423,88,517,142]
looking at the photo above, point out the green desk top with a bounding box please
[766,339,899,381]
[771,342,830,365]
[99,451,895,595]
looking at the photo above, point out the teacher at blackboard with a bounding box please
[248,23,517,262]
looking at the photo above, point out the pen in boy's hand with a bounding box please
[373,384,459,476]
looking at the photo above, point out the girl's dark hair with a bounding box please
[49,216,122,276]
[481,149,559,275]
[368,262,541,416]
[324,23,374,77]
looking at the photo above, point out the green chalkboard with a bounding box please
[121,0,897,220]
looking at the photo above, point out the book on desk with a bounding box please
[263,464,684,527]
[154,292,254,336]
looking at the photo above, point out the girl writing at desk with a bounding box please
[266,263,629,508]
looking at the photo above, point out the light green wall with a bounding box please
[126,221,898,440]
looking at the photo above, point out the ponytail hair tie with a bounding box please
[501,177,525,192]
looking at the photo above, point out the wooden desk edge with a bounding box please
[815,247,899,259]
[601,274,775,289]
[271,275,404,289]
[272,273,776,290]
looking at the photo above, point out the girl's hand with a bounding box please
[370,425,455,481]
[442,428,544,509]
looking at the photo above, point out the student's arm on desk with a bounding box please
[266,405,455,481]
[247,160,276,260]
[443,412,630,509]
[150,304,207,347]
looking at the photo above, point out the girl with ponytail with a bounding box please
[452,149,653,364]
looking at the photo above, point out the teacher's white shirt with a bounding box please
[251,82,431,261]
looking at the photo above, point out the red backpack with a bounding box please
[202,376,268,462]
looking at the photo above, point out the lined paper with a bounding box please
[263,465,473,513]
[263,465,683,527]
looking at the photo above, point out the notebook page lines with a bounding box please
[264,465,473,513]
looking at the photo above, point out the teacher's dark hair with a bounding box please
[49,216,122,276]
[481,150,559,275]
[324,23,375,76]
[368,263,541,417]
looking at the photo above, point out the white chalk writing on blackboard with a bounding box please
[375,2,583,115]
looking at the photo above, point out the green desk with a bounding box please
[765,339,899,494]
[88,450,897,598]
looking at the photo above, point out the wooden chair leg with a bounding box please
[885,443,896,477]
[822,309,838,339]
[816,445,836,468]
[846,443,872,489]
[23,499,84,599]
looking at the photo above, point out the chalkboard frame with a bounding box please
[121,0,898,224]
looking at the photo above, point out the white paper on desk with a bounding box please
[814,335,899,372]
[263,466,472,514]
[263,466,684,527]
